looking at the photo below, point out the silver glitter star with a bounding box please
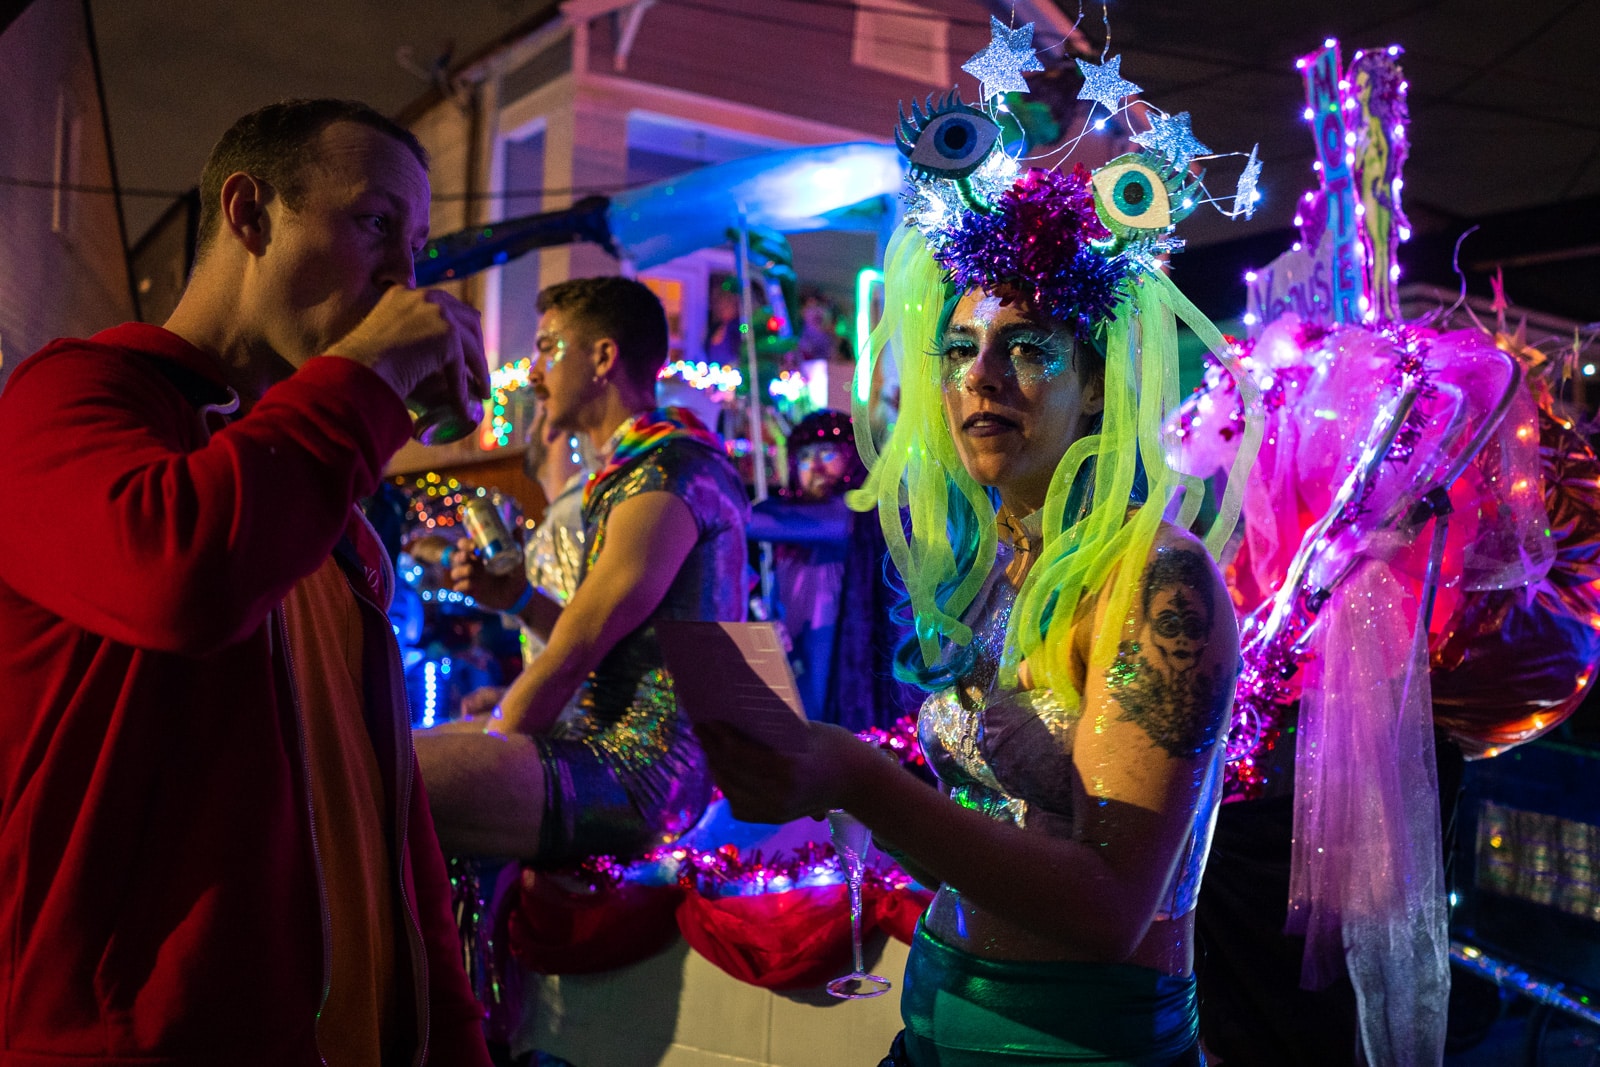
[904,150,1020,248]
[1075,54,1141,111]
[961,16,1044,102]
[1231,144,1263,219]
[1131,111,1210,171]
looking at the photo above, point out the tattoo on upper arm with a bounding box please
[1104,549,1229,759]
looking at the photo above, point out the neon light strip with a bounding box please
[855,267,884,404]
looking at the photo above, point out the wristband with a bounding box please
[507,581,535,616]
[439,545,454,569]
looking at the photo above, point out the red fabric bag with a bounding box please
[506,870,684,975]
[676,884,861,991]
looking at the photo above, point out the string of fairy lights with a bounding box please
[483,354,816,450]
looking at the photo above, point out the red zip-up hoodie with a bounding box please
[0,324,491,1067]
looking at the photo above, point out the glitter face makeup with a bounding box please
[938,324,1071,388]
[529,306,599,441]
[936,289,1100,515]
[534,332,568,367]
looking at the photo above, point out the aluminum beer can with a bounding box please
[460,495,522,576]
[405,373,484,446]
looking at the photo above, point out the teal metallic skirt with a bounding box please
[893,922,1200,1066]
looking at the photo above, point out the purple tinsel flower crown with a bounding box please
[929,166,1132,347]
[892,16,1258,350]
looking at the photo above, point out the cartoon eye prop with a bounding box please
[1091,155,1176,234]
[896,90,1002,180]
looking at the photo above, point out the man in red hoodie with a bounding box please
[0,99,494,1066]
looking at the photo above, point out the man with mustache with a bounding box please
[415,276,749,872]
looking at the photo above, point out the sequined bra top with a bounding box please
[918,544,1223,921]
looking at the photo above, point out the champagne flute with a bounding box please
[825,809,892,999]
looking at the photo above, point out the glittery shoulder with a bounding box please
[585,438,746,532]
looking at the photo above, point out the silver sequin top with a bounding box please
[526,470,588,607]
[919,539,1223,945]
[551,434,749,805]
[518,470,588,669]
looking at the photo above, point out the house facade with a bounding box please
[387,0,1077,476]
[0,0,133,389]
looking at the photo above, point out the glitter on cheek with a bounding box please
[1013,354,1069,388]
[942,352,978,388]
